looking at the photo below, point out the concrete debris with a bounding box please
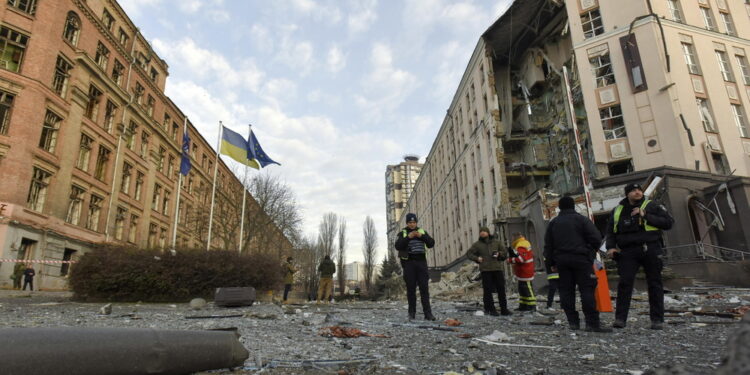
[716,311,750,375]
[482,330,512,342]
[190,298,207,310]
[444,318,462,326]
[429,262,482,299]
[99,303,112,315]
[319,326,389,338]
[185,314,243,319]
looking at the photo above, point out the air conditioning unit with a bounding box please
[706,134,722,152]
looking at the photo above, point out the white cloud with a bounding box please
[275,37,315,76]
[347,0,378,34]
[288,0,343,23]
[307,89,341,106]
[249,25,274,54]
[357,43,418,120]
[326,46,346,72]
[260,78,299,107]
[179,0,204,13]
[118,0,162,17]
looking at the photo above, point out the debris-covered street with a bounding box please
[1,286,747,375]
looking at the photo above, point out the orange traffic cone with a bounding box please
[594,255,613,312]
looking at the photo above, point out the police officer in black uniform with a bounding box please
[395,213,436,321]
[606,183,674,330]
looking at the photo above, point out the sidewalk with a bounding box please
[0,289,73,299]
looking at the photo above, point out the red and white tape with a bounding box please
[0,259,77,264]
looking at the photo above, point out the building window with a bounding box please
[94,145,111,181]
[128,215,138,243]
[112,59,124,85]
[76,134,93,171]
[148,223,158,247]
[27,167,51,212]
[103,100,116,133]
[146,95,155,117]
[162,190,170,215]
[0,26,29,72]
[600,105,627,140]
[152,184,162,211]
[118,28,129,46]
[85,85,102,120]
[0,89,14,135]
[95,42,109,70]
[134,82,144,105]
[52,56,72,98]
[167,154,174,178]
[163,113,171,130]
[681,42,701,75]
[158,147,166,172]
[159,227,167,248]
[60,249,76,276]
[102,9,115,31]
[8,0,37,15]
[125,121,137,150]
[134,172,144,201]
[62,11,81,45]
[581,8,604,39]
[731,104,750,137]
[139,132,149,158]
[701,7,718,32]
[716,50,735,82]
[39,110,62,153]
[136,52,147,70]
[114,207,126,240]
[149,67,158,83]
[736,55,750,86]
[590,51,615,87]
[666,0,682,22]
[86,195,103,231]
[171,122,179,141]
[696,98,717,132]
[720,12,735,36]
[120,162,132,194]
[65,185,85,225]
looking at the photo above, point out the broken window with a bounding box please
[121,162,132,194]
[102,9,115,31]
[172,122,179,141]
[60,249,76,276]
[114,207,126,241]
[0,89,14,135]
[118,28,129,46]
[158,147,166,172]
[599,105,627,140]
[159,227,167,248]
[589,51,615,87]
[140,132,149,158]
[701,7,718,32]
[52,56,72,98]
[62,11,81,46]
[150,67,158,83]
[720,11,735,36]
[39,110,62,153]
[85,85,102,120]
[93,145,111,181]
[163,113,171,130]
[8,0,36,15]
[27,167,51,212]
[152,184,162,211]
[608,159,633,176]
[112,59,124,85]
[167,154,174,178]
[0,26,29,72]
[715,50,734,82]
[731,104,749,138]
[148,223,158,247]
[146,95,155,117]
[711,152,730,175]
[581,8,604,39]
[76,133,93,171]
[125,121,137,150]
[134,172,144,201]
[128,215,138,243]
[103,100,116,133]
[134,82,144,105]
[162,190,170,215]
[696,98,717,133]
[681,42,701,75]
[86,194,103,231]
[95,42,109,70]
[65,185,85,225]
[667,0,683,22]
[735,54,750,85]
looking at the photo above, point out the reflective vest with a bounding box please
[401,228,428,255]
[613,200,658,233]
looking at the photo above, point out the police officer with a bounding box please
[606,183,674,330]
[394,213,436,321]
[466,227,511,316]
[544,196,610,332]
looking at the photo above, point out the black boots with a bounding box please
[424,312,436,321]
[585,325,613,333]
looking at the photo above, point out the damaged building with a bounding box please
[400,0,750,286]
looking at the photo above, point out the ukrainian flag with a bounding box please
[220,126,259,169]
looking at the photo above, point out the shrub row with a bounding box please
[69,246,283,302]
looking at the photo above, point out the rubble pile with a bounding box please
[429,262,483,299]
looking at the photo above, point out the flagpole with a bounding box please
[238,124,251,254]
[171,117,189,251]
[206,121,223,251]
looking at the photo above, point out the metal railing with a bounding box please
[664,243,749,263]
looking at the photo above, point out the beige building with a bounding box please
[385,155,422,254]
[401,0,750,277]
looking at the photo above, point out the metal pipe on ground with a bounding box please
[0,327,249,375]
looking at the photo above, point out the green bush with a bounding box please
[69,246,283,302]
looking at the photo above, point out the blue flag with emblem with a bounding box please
[180,131,191,175]
[248,129,280,168]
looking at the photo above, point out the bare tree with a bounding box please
[318,212,338,257]
[362,216,378,293]
[295,235,321,301]
[245,172,303,247]
[337,218,347,296]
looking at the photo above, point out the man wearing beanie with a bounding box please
[544,196,610,332]
[607,183,673,330]
[466,227,512,316]
[394,213,436,320]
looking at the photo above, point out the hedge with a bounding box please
[69,246,283,302]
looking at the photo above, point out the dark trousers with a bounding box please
[546,278,559,308]
[517,280,536,309]
[557,257,599,326]
[401,259,431,315]
[480,270,508,313]
[283,284,292,301]
[615,243,664,323]
[23,279,33,291]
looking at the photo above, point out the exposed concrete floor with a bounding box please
[0,289,745,374]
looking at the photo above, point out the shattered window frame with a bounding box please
[52,55,73,98]
[681,42,701,75]
[0,89,14,135]
[76,133,93,171]
[581,9,604,39]
[589,52,616,87]
[128,214,138,243]
[696,98,718,133]
[65,185,85,225]
[27,167,51,212]
[599,104,627,140]
[86,194,103,232]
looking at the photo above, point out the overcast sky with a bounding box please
[119,0,510,262]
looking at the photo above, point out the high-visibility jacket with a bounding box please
[508,237,535,281]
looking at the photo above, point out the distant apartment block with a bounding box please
[385,155,422,255]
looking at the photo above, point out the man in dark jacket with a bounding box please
[316,255,336,304]
[607,183,674,330]
[544,196,610,332]
[394,213,436,321]
[466,227,511,316]
[22,264,35,291]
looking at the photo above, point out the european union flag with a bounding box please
[248,130,280,168]
[180,131,191,175]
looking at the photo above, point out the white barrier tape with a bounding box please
[0,259,77,264]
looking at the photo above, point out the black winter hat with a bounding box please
[406,213,418,223]
[624,183,643,195]
[559,196,575,210]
